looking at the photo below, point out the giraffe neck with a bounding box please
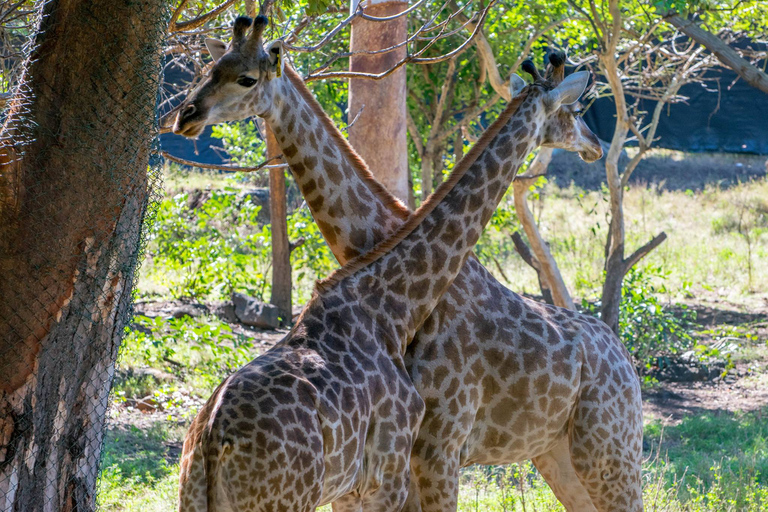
[261,66,409,264]
[320,90,543,354]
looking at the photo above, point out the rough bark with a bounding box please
[0,0,166,509]
[266,125,292,324]
[348,0,410,203]
[664,13,768,95]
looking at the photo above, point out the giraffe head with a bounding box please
[510,52,602,162]
[173,15,284,137]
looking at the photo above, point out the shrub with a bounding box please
[618,266,696,375]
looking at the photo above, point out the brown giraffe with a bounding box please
[174,17,643,512]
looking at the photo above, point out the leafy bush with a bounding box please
[121,315,255,392]
[144,181,338,304]
[147,189,271,300]
[618,266,696,374]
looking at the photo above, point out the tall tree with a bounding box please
[568,0,715,333]
[265,124,292,323]
[348,0,410,203]
[0,0,167,509]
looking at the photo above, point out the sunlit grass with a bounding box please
[483,177,768,303]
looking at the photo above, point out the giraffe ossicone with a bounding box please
[174,18,643,512]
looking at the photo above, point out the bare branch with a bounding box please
[664,13,768,94]
[304,0,496,81]
[171,0,237,32]
[161,151,288,173]
[623,232,667,272]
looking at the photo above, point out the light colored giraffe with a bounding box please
[174,16,643,512]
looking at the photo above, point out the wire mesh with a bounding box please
[0,1,169,510]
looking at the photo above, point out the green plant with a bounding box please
[146,190,272,300]
[120,315,256,392]
[618,266,697,374]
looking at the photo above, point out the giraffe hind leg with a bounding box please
[569,385,644,511]
[532,437,598,512]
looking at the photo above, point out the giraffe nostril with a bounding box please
[182,104,196,119]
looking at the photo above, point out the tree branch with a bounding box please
[171,0,237,32]
[510,231,555,306]
[623,231,667,272]
[664,13,768,94]
[161,151,288,172]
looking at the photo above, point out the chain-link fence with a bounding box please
[0,1,168,510]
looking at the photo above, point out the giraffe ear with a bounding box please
[547,71,590,107]
[509,73,526,98]
[265,40,285,78]
[205,38,228,63]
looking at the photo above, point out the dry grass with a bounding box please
[488,176,768,306]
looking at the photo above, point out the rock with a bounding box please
[232,292,280,329]
[169,303,209,319]
[241,188,270,223]
[212,301,239,324]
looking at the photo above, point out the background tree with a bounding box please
[567,0,718,332]
[348,0,411,204]
[0,0,167,509]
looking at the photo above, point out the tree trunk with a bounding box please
[348,0,410,203]
[597,52,630,335]
[512,151,574,311]
[266,125,292,324]
[0,0,167,509]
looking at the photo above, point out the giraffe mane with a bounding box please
[315,88,531,294]
[284,65,410,221]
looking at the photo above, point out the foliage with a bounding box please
[617,266,696,374]
[288,205,338,299]
[146,189,271,300]
[120,314,256,392]
[143,183,337,303]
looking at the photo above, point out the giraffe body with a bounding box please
[174,19,642,511]
[179,299,425,512]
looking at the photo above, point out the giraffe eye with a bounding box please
[237,76,257,87]
[573,108,584,117]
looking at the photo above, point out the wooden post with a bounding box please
[348,0,410,203]
[266,125,292,324]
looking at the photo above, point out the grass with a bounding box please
[98,422,184,511]
[99,409,768,511]
[645,409,768,491]
[484,177,768,305]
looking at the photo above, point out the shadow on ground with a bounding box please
[548,149,767,191]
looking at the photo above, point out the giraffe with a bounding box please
[173,16,643,512]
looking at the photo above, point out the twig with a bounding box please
[161,151,288,173]
[171,0,238,32]
[305,0,496,82]
[342,104,365,132]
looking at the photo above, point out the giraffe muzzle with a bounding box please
[173,104,205,138]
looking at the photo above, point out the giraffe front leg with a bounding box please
[332,493,363,512]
